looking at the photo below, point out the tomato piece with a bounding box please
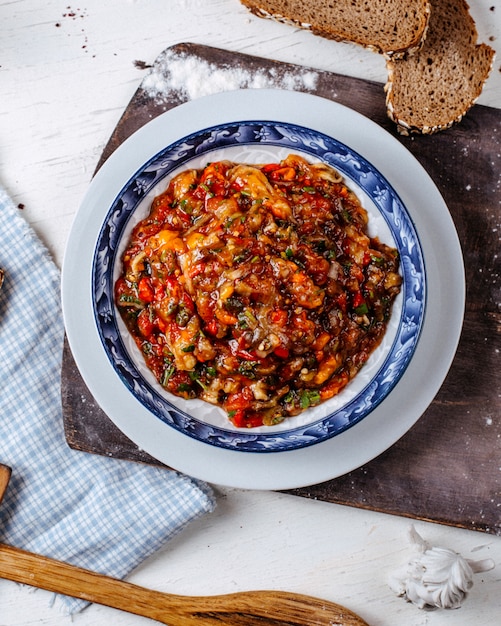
[230,410,246,428]
[193,162,229,199]
[163,275,180,295]
[115,277,135,304]
[225,386,253,411]
[335,292,348,313]
[244,413,265,428]
[273,346,290,359]
[136,222,163,239]
[136,309,154,338]
[269,309,288,326]
[230,409,263,428]
[261,163,281,174]
[203,319,218,337]
[352,291,367,311]
[156,317,168,333]
[138,277,154,303]
[269,166,296,181]
[153,283,166,301]
[187,262,204,279]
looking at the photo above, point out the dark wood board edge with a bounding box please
[61,43,501,535]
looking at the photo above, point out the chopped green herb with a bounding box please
[370,254,384,266]
[176,305,190,327]
[119,294,142,306]
[355,303,369,315]
[237,309,258,329]
[238,361,258,379]
[299,389,321,409]
[189,371,207,390]
[161,364,175,386]
[200,183,213,197]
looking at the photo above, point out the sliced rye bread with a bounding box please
[240,0,431,57]
[385,0,495,135]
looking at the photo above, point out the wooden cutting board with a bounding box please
[61,43,501,535]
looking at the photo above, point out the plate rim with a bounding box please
[62,88,465,490]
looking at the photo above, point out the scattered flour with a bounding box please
[141,48,319,103]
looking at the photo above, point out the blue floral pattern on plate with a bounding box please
[92,121,426,452]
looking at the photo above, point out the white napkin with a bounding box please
[0,186,215,613]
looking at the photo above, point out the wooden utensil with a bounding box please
[0,464,368,625]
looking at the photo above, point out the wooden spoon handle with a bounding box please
[0,464,10,504]
[0,543,368,625]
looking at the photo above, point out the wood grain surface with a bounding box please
[61,43,501,535]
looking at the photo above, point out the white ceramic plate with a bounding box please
[62,89,464,490]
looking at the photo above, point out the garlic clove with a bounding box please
[389,525,495,610]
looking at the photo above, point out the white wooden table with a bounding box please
[1,1,500,624]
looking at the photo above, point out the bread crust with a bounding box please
[240,0,494,135]
[385,0,495,134]
[240,0,431,57]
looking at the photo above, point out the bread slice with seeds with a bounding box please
[385,0,495,135]
[240,0,431,57]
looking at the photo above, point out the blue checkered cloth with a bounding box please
[0,186,215,613]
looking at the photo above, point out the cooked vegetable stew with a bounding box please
[115,154,402,427]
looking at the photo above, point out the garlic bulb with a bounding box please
[389,525,495,610]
